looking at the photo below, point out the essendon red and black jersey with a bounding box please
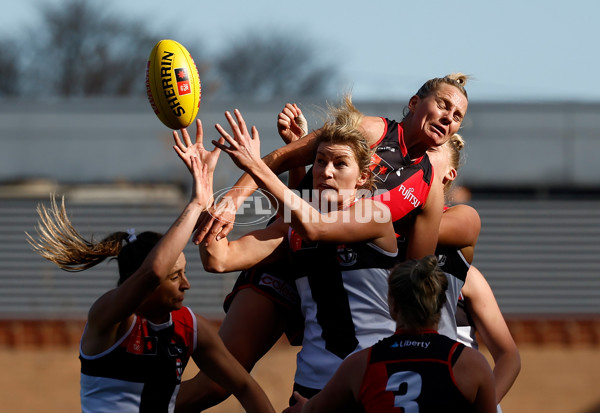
[359,330,474,413]
[297,118,434,235]
[370,118,434,229]
[80,307,197,413]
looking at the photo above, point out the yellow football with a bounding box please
[145,39,201,129]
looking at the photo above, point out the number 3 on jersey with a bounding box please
[386,371,422,412]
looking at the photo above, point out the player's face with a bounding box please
[142,253,190,318]
[410,84,467,148]
[312,143,365,208]
[427,142,456,183]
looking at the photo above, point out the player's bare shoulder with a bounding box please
[359,116,387,146]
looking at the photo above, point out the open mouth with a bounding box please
[432,124,446,136]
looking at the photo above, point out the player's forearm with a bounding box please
[226,134,317,209]
[235,382,276,413]
[146,202,204,276]
[491,351,521,402]
[245,160,323,237]
[199,239,234,273]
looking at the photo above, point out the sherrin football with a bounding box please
[145,39,201,129]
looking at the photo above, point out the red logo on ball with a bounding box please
[175,68,191,95]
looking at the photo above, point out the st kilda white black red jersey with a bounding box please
[358,330,475,413]
[80,307,197,413]
[456,293,479,349]
[369,118,434,259]
[287,227,398,390]
[222,118,434,329]
[435,245,471,341]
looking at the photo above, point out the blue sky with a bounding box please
[4,0,599,102]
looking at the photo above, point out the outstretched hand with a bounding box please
[277,103,308,144]
[173,118,222,175]
[213,109,262,173]
[189,155,213,208]
[192,201,236,245]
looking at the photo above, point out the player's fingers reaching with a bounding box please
[214,123,238,151]
[203,211,236,244]
[194,118,204,147]
[193,211,215,244]
[233,109,250,137]
[172,131,187,159]
[223,111,244,144]
[215,221,234,241]
[251,125,260,142]
[173,130,185,150]
[180,124,194,147]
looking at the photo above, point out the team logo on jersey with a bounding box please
[127,320,156,355]
[174,358,183,381]
[369,153,395,183]
[168,343,187,357]
[437,254,447,266]
[336,244,357,266]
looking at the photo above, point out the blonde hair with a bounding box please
[403,73,470,119]
[26,195,162,284]
[416,72,469,100]
[316,94,374,190]
[444,133,465,193]
[388,255,448,329]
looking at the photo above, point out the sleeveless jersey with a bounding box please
[456,293,478,349]
[370,119,434,234]
[436,246,470,340]
[358,330,475,413]
[80,307,197,413]
[288,228,398,390]
[224,117,434,317]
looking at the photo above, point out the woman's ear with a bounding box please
[357,170,369,188]
[444,167,457,184]
[407,95,419,112]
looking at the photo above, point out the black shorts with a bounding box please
[223,258,304,345]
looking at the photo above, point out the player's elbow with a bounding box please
[297,224,323,243]
[202,258,229,273]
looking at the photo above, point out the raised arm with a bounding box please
[404,179,444,259]
[278,103,309,189]
[194,109,386,246]
[199,218,287,273]
[462,265,521,403]
[438,204,481,249]
[213,109,395,250]
[85,153,216,352]
[193,116,320,245]
[437,203,481,264]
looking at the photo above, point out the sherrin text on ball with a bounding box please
[146,39,201,129]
